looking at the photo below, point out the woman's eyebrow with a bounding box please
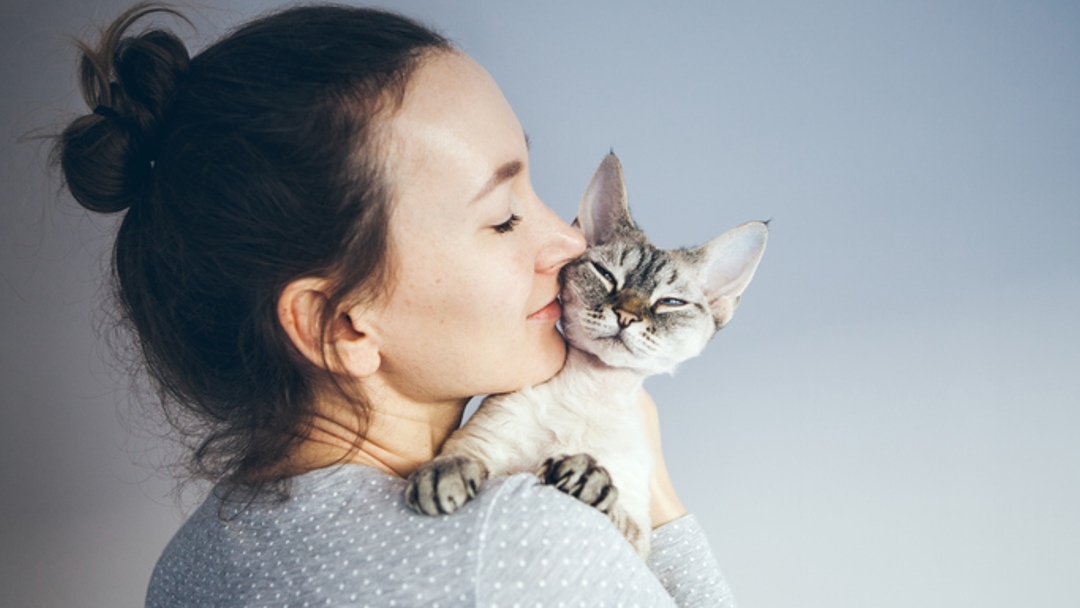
[470,159,523,204]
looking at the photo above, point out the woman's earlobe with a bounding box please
[332,307,382,377]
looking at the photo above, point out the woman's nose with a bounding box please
[535,203,587,273]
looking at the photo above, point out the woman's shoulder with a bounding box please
[157,465,609,539]
[148,466,660,607]
[476,470,633,550]
[466,472,682,605]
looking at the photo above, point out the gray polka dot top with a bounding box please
[146,465,736,607]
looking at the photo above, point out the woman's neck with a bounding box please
[286,390,468,479]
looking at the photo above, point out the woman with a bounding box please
[55,3,736,606]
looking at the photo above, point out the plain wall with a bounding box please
[2,1,1077,606]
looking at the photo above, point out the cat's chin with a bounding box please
[574,344,679,377]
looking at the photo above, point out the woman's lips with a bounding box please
[527,296,562,322]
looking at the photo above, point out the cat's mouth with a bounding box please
[601,329,634,351]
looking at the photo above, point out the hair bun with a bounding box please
[56,4,191,214]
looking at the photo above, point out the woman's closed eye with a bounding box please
[493,213,522,234]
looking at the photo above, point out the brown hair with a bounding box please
[52,3,450,496]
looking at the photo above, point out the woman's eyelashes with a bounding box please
[493,213,522,234]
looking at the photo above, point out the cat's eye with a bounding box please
[493,214,522,234]
[590,262,617,289]
[655,297,688,308]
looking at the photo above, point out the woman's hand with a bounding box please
[638,389,688,529]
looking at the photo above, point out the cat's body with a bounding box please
[406,153,767,557]
[438,347,655,551]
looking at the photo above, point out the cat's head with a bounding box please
[560,153,768,375]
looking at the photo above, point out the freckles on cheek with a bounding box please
[415,273,481,329]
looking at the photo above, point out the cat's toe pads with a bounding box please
[539,453,619,513]
[405,454,487,516]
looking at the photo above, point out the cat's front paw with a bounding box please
[405,454,488,516]
[539,453,619,514]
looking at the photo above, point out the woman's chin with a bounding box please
[482,329,568,395]
[525,329,569,387]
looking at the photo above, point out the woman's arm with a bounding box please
[639,389,689,528]
[639,388,739,607]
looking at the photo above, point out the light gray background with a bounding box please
[2,1,1077,606]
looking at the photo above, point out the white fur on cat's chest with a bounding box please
[467,350,645,457]
[451,347,655,542]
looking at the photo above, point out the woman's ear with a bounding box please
[277,278,381,377]
[332,303,382,378]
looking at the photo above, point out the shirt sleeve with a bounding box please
[474,474,735,608]
[648,514,737,608]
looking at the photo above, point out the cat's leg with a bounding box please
[405,454,489,516]
[406,389,551,516]
[539,453,649,557]
[608,502,649,557]
[538,453,619,514]
[406,399,528,515]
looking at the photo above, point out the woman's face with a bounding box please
[368,51,586,406]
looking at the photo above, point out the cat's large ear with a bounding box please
[696,221,769,328]
[574,153,638,246]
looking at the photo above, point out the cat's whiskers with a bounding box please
[638,335,660,353]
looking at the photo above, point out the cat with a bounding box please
[405,152,767,557]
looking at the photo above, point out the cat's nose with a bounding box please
[614,292,649,328]
[615,308,642,328]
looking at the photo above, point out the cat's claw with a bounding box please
[539,453,619,514]
[405,454,488,516]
